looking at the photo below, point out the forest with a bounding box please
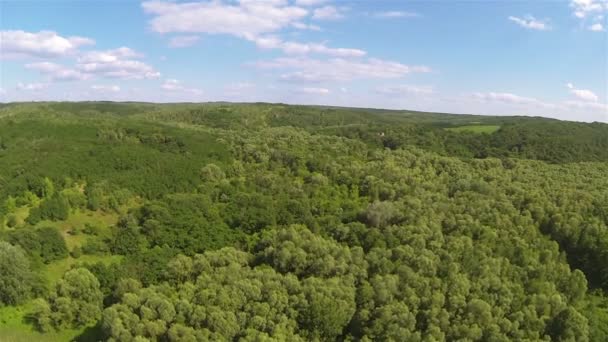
[0,101,607,341]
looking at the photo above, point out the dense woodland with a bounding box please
[0,102,607,341]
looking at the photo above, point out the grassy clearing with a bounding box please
[0,304,89,342]
[445,125,501,134]
[0,209,121,341]
[34,209,118,250]
[44,254,123,285]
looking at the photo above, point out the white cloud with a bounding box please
[91,85,120,92]
[564,100,608,111]
[25,62,90,81]
[291,22,321,31]
[374,11,419,18]
[16,82,48,91]
[161,79,203,94]
[76,47,160,79]
[142,1,350,54]
[249,35,366,57]
[161,79,182,91]
[142,0,308,38]
[471,92,554,107]
[312,6,343,20]
[589,23,605,31]
[168,35,200,48]
[0,30,94,58]
[78,47,141,63]
[298,87,330,94]
[256,57,431,82]
[252,35,283,49]
[141,0,366,64]
[508,16,551,30]
[376,85,433,96]
[23,47,159,82]
[570,0,608,30]
[295,0,327,6]
[280,41,366,57]
[566,83,599,101]
[0,87,5,95]
[570,0,608,18]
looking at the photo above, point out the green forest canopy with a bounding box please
[0,102,607,341]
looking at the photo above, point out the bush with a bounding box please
[82,238,110,255]
[26,194,70,224]
[37,226,69,263]
[71,246,82,259]
[83,223,102,236]
[6,214,18,228]
[0,242,37,305]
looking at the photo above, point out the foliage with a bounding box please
[31,268,103,331]
[26,194,70,224]
[445,124,501,134]
[0,242,38,305]
[7,226,69,264]
[0,102,607,341]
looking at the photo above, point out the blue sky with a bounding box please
[1,0,606,122]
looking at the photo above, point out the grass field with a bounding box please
[445,125,501,134]
[0,304,93,342]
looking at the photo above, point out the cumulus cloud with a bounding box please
[508,15,551,30]
[295,0,327,6]
[91,85,120,92]
[0,30,94,58]
[168,35,200,48]
[142,0,308,38]
[589,23,605,31]
[161,79,203,94]
[376,85,434,96]
[76,47,160,79]
[374,11,419,18]
[16,82,48,91]
[279,41,366,57]
[570,0,607,18]
[26,62,90,81]
[78,47,141,63]
[256,57,431,82]
[291,22,321,31]
[141,1,366,57]
[566,83,599,101]
[249,35,365,57]
[570,0,607,30]
[298,87,330,94]
[23,46,159,82]
[312,6,344,20]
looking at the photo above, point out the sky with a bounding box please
[0,0,607,122]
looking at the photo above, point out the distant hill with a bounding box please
[2,102,606,164]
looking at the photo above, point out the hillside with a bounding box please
[1,102,607,341]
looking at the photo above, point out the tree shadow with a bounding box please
[72,323,104,342]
